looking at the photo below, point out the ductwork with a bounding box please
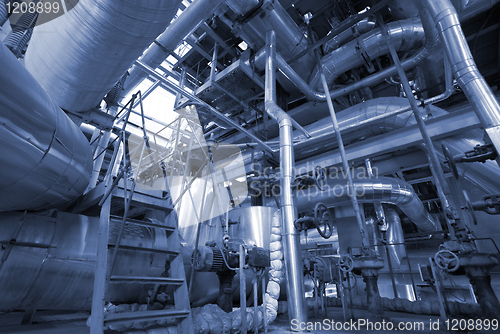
[280,97,445,161]
[273,16,440,102]
[308,18,425,90]
[294,176,437,232]
[323,17,377,53]
[0,40,92,211]
[24,0,181,112]
[417,0,500,131]
[123,0,227,96]
[265,30,307,326]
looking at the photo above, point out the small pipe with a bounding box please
[253,276,258,334]
[239,244,247,334]
[262,274,267,334]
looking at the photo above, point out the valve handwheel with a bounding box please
[434,249,460,272]
[314,203,333,238]
[338,255,354,273]
[315,166,327,191]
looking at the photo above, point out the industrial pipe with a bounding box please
[0,40,92,211]
[294,176,437,232]
[265,30,307,326]
[123,0,227,96]
[308,18,425,90]
[273,17,440,102]
[417,0,500,162]
[24,0,181,112]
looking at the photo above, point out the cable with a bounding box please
[218,245,238,271]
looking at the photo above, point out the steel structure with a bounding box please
[1,0,500,332]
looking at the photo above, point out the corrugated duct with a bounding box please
[24,0,181,112]
[0,40,92,211]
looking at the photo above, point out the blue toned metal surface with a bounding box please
[0,40,92,211]
[24,0,182,112]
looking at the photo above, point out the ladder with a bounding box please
[88,92,193,334]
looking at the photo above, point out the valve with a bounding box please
[442,143,497,179]
[434,249,460,273]
[462,190,500,225]
[338,255,354,273]
[314,166,327,191]
[314,202,334,239]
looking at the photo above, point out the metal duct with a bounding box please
[123,0,227,96]
[418,0,500,131]
[274,16,440,102]
[295,176,437,232]
[24,0,181,112]
[280,97,445,161]
[308,18,425,91]
[265,30,307,325]
[323,17,377,53]
[230,0,317,84]
[0,40,92,212]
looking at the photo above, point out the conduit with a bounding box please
[418,0,500,144]
[274,17,440,102]
[24,0,181,112]
[308,18,426,90]
[0,40,92,212]
[265,30,307,325]
[294,176,437,232]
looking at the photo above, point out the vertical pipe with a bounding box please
[253,276,258,334]
[239,244,247,334]
[265,30,307,326]
[417,0,500,166]
[262,274,268,334]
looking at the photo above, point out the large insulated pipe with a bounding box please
[0,41,92,212]
[273,18,439,102]
[24,0,181,112]
[417,0,500,160]
[294,176,437,232]
[265,30,307,326]
[123,0,227,96]
[308,18,425,90]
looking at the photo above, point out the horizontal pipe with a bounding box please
[309,18,426,90]
[294,176,437,232]
[0,40,92,211]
